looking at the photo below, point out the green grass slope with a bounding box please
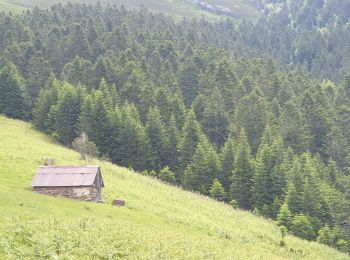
[0,115,348,259]
[0,0,258,19]
[0,0,27,13]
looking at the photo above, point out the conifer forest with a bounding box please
[0,1,350,253]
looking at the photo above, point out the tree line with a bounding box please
[0,3,349,253]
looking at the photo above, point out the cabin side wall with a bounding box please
[33,186,100,201]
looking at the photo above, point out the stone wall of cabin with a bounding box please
[33,186,100,201]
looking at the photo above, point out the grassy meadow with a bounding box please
[0,115,348,259]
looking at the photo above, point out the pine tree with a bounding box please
[33,77,59,132]
[55,83,83,145]
[220,137,235,192]
[108,106,122,163]
[0,64,31,120]
[230,129,255,210]
[277,202,293,230]
[285,183,303,215]
[78,95,95,138]
[209,179,227,201]
[201,88,228,148]
[183,136,220,194]
[90,91,111,156]
[280,101,311,153]
[118,103,152,171]
[165,115,179,172]
[178,110,202,179]
[317,225,334,246]
[291,214,316,241]
[234,89,271,153]
[253,136,287,217]
[158,166,176,184]
[146,107,167,171]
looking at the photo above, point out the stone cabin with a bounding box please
[32,166,104,202]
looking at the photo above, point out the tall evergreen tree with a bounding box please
[183,136,220,194]
[0,64,31,120]
[177,110,202,179]
[220,137,235,192]
[230,129,255,210]
[165,114,179,172]
[54,83,83,145]
[146,106,167,171]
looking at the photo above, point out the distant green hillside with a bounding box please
[0,0,258,19]
[0,115,348,259]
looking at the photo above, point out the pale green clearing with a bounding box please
[0,115,348,259]
[0,0,257,19]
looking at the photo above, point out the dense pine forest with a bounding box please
[0,2,349,253]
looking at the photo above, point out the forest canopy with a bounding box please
[0,2,349,253]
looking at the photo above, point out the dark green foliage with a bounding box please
[164,115,179,172]
[0,64,31,120]
[234,89,271,153]
[117,104,152,171]
[276,203,293,230]
[220,137,235,192]
[291,214,316,241]
[230,130,254,209]
[146,107,167,171]
[178,110,202,176]
[1,3,350,251]
[183,136,221,195]
[54,84,83,145]
[253,137,287,217]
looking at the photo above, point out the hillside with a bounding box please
[0,115,348,259]
[0,0,258,19]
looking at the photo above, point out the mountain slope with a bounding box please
[0,0,258,19]
[0,115,348,259]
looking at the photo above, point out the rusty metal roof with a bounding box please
[32,166,103,187]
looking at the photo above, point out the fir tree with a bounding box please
[0,64,31,120]
[54,83,83,145]
[291,214,316,241]
[146,107,167,171]
[220,137,235,192]
[209,179,227,201]
[178,110,202,179]
[165,115,179,172]
[277,202,293,230]
[230,129,255,209]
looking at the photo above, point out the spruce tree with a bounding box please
[146,107,167,171]
[234,89,271,153]
[220,137,235,192]
[178,110,202,179]
[183,136,220,194]
[201,88,228,148]
[108,106,122,163]
[118,103,152,171]
[90,91,111,156]
[277,202,293,230]
[165,115,179,172]
[291,214,316,241]
[0,64,31,120]
[209,179,227,201]
[253,136,287,217]
[55,83,83,145]
[230,129,255,209]
[33,78,59,132]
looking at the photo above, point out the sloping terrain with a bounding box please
[0,115,348,259]
[0,0,258,19]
